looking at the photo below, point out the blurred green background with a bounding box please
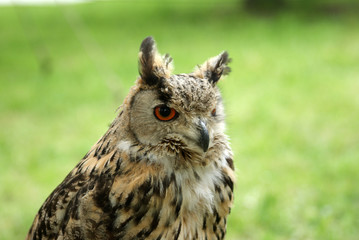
[1,0,359,239]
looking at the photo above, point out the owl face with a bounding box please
[129,74,224,152]
[127,37,230,162]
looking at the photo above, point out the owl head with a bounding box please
[120,37,230,167]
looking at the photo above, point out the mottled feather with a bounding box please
[26,37,234,240]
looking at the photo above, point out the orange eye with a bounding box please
[211,108,217,116]
[154,105,178,121]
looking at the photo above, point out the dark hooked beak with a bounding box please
[197,120,209,152]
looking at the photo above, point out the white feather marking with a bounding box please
[117,140,131,152]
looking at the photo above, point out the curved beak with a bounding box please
[197,120,209,152]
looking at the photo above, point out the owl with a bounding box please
[26,37,235,240]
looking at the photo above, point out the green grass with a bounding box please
[1,1,359,239]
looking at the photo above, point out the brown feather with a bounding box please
[26,37,234,240]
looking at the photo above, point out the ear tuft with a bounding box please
[139,36,157,86]
[138,36,173,86]
[193,51,231,84]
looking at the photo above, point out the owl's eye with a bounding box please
[154,105,178,121]
[211,108,217,116]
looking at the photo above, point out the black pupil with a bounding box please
[159,106,171,117]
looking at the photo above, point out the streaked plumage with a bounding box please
[26,36,235,240]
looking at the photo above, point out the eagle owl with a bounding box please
[26,37,235,240]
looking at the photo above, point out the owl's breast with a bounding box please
[108,139,234,239]
[166,160,233,239]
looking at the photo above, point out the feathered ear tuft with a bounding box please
[138,36,173,86]
[193,51,231,84]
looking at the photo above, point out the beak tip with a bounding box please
[200,142,209,153]
[203,146,209,152]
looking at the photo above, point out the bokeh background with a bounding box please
[1,0,359,239]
